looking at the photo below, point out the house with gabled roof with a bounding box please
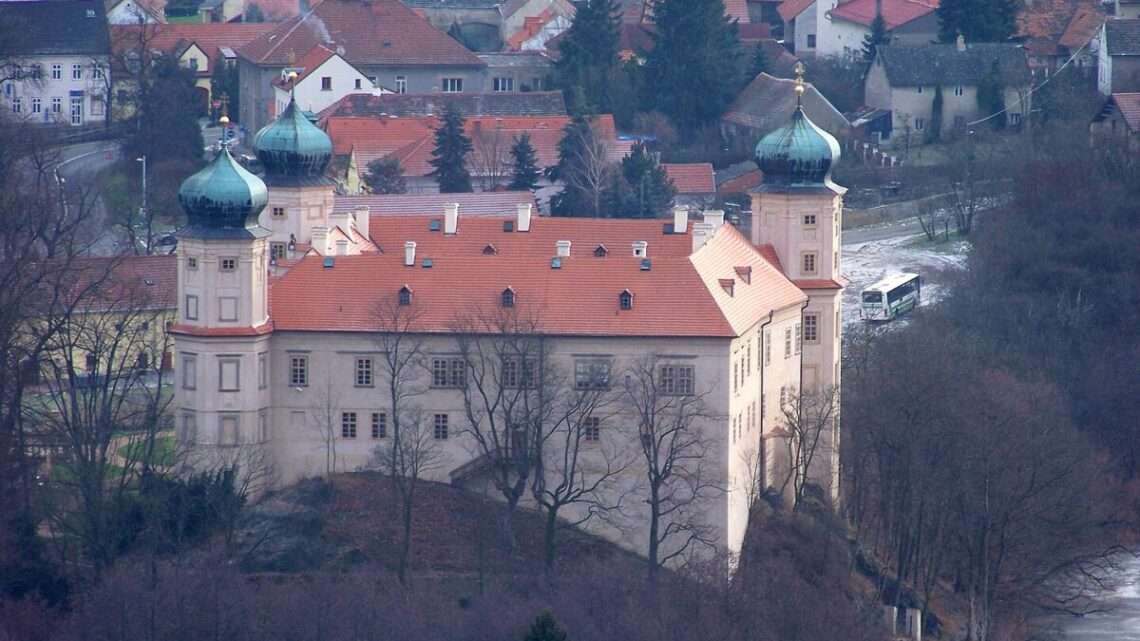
[1016,0,1103,75]
[236,0,487,131]
[1098,19,1140,95]
[1090,92,1140,149]
[723,72,850,146]
[272,45,377,118]
[106,0,166,24]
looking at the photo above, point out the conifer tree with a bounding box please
[508,133,541,191]
[555,0,621,114]
[642,0,742,136]
[522,611,568,641]
[976,61,1006,129]
[428,105,474,193]
[936,0,1020,43]
[607,141,674,218]
[928,84,944,142]
[548,115,610,216]
[364,157,407,194]
[750,43,769,78]
[862,14,889,64]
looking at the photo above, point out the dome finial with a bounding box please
[793,61,806,105]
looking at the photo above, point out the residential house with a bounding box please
[723,73,850,147]
[317,90,567,120]
[819,0,939,59]
[237,0,487,132]
[779,0,820,55]
[403,0,574,52]
[0,0,112,127]
[1116,0,1140,19]
[864,39,1033,145]
[663,163,717,207]
[111,23,274,114]
[1098,19,1140,95]
[477,52,554,93]
[1017,0,1103,76]
[106,0,166,24]
[196,0,243,23]
[273,46,376,118]
[716,161,764,197]
[1090,91,1140,149]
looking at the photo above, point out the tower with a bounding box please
[252,84,339,261]
[751,63,845,499]
[173,118,274,472]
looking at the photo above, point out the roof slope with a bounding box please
[0,0,111,56]
[663,163,716,194]
[1105,92,1140,130]
[1017,0,1103,57]
[829,0,938,30]
[333,191,537,216]
[725,73,850,137]
[876,43,1032,86]
[111,23,275,68]
[268,217,802,337]
[319,91,567,120]
[779,0,815,22]
[239,0,483,67]
[70,255,177,312]
[1105,19,1140,56]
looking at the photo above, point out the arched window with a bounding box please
[619,290,633,311]
[398,286,412,306]
[501,288,515,308]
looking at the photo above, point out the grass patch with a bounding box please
[904,229,970,254]
[50,461,128,484]
[119,434,176,466]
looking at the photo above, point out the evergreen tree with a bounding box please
[129,56,204,164]
[555,0,621,114]
[862,14,889,64]
[364,157,407,194]
[750,43,769,78]
[209,58,240,122]
[976,61,1006,129]
[642,0,742,136]
[548,115,609,216]
[428,105,474,193]
[605,141,675,218]
[936,0,1020,43]
[508,133,541,191]
[522,611,568,641]
[928,84,943,142]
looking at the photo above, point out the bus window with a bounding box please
[862,291,883,304]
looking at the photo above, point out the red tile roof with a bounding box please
[70,255,177,312]
[829,0,938,30]
[778,0,815,22]
[334,191,538,216]
[238,0,484,67]
[663,163,716,194]
[111,23,275,75]
[738,22,773,42]
[717,168,763,194]
[1017,0,1103,58]
[273,44,336,88]
[1111,92,1140,130]
[268,217,805,337]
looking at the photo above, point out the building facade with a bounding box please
[173,84,846,564]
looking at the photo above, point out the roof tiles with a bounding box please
[663,163,716,194]
[829,0,938,30]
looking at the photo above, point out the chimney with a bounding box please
[329,209,351,235]
[956,33,966,52]
[517,202,533,232]
[631,240,648,257]
[672,205,689,233]
[353,205,370,240]
[311,225,329,255]
[404,241,416,266]
[703,210,725,229]
[691,222,713,253]
[444,202,459,235]
[555,240,572,257]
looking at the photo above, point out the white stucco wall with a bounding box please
[0,54,110,125]
[275,55,374,117]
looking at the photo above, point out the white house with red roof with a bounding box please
[169,77,846,565]
[271,45,378,118]
[780,0,939,58]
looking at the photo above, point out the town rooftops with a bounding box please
[778,0,815,22]
[1105,19,1140,56]
[70,255,178,313]
[663,163,716,195]
[829,0,939,29]
[273,44,339,88]
[333,191,538,216]
[724,73,850,138]
[268,215,805,337]
[0,0,111,56]
[875,43,1032,86]
[1097,92,1140,130]
[1017,0,1103,58]
[111,23,275,73]
[319,91,567,120]
[402,0,502,7]
[238,0,484,67]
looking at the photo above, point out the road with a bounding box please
[55,140,123,255]
[1059,554,1140,641]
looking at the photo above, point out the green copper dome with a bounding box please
[754,106,841,188]
[177,147,269,237]
[252,94,333,183]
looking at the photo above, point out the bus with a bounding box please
[861,273,921,321]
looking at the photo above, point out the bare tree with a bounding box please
[309,377,342,477]
[916,197,951,243]
[560,123,613,218]
[776,386,839,508]
[620,355,723,583]
[470,126,511,192]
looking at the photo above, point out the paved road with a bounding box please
[842,216,925,246]
[1059,555,1140,641]
[55,140,123,255]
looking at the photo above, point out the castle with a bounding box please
[172,78,845,563]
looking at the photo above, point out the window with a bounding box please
[70,96,83,124]
[574,358,611,390]
[185,294,199,320]
[784,328,792,359]
[187,58,198,71]
[258,410,268,442]
[914,118,925,131]
[794,322,802,355]
[51,97,61,113]
[1009,113,1023,126]
[180,411,198,444]
[372,412,386,438]
[954,85,963,96]
[502,357,534,389]
[398,286,412,306]
[584,417,601,442]
[341,412,357,438]
[187,256,198,270]
[272,206,285,218]
[258,352,268,389]
[51,64,61,80]
[802,252,817,275]
[220,257,237,271]
[219,358,240,391]
[270,242,287,261]
[659,364,695,396]
[916,85,924,94]
[764,329,771,366]
[619,290,633,310]
[31,97,40,113]
[395,75,407,94]
[803,214,817,227]
[72,64,82,80]
[746,343,751,373]
[431,357,466,388]
[354,78,361,90]
[218,297,238,322]
[10,98,20,113]
[355,357,373,387]
[493,77,514,92]
[804,312,819,343]
[289,354,309,387]
[220,415,239,445]
[433,413,449,439]
[441,77,463,93]
[182,354,197,389]
[501,288,515,308]
[806,34,816,48]
[320,76,332,91]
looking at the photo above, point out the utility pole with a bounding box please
[137,154,149,255]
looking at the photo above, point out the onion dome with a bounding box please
[177,146,269,237]
[252,93,333,183]
[754,106,841,188]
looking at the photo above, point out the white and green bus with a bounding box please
[860,273,921,321]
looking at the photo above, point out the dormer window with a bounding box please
[619,290,633,311]
[632,241,648,258]
[734,266,752,284]
[594,244,608,257]
[483,243,497,255]
[398,286,412,306]
[501,288,515,308]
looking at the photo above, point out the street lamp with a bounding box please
[137,155,149,253]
